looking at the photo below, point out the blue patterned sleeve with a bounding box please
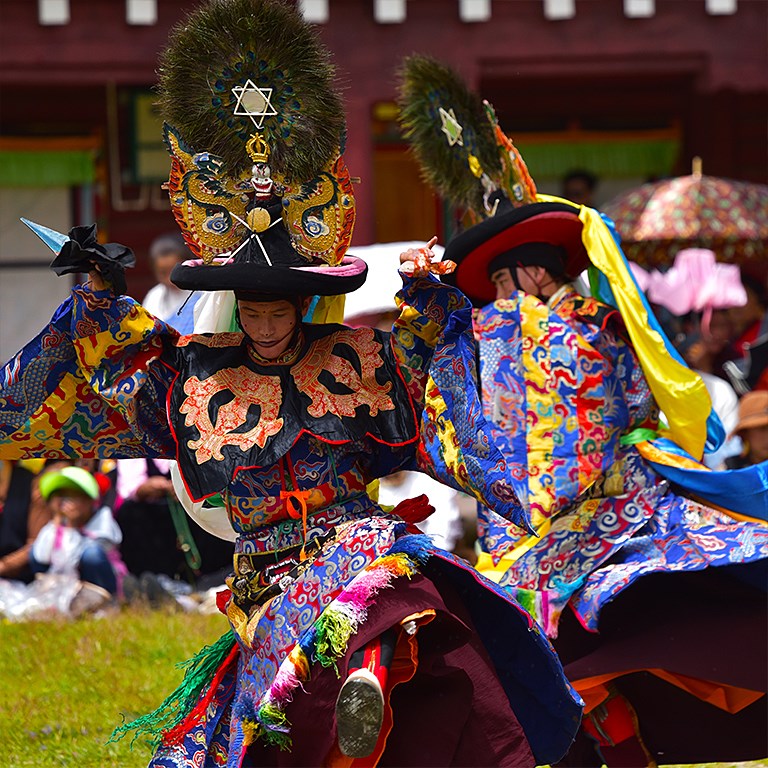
[390,273,532,534]
[0,286,178,461]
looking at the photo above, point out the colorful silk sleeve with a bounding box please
[390,272,461,404]
[473,293,647,561]
[636,438,768,523]
[0,287,178,460]
[392,273,532,534]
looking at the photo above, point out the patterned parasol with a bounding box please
[602,161,768,269]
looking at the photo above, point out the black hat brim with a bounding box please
[442,202,590,306]
[171,256,368,296]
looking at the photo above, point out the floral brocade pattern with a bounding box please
[474,291,633,555]
[291,328,394,418]
[0,290,177,462]
[479,288,768,635]
[181,368,284,463]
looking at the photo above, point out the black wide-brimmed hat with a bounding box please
[442,201,590,306]
[170,210,368,296]
[171,251,368,296]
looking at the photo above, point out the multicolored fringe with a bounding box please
[510,587,556,637]
[109,629,238,749]
[509,578,585,638]
[240,538,430,750]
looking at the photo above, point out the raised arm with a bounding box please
[388,239,532,535]
[0,269,179,462]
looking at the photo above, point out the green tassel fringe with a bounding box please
[313,609,355,673]
[109,629,237,749]
[254,704,293,751]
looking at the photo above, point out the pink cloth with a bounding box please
[116,458,173,505]
[633,249,747,316]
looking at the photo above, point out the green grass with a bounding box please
[1,608,766,768]
[0,607,225,767]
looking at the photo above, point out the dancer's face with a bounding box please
[238,299,303,359]
[514,265,550,297]
[490,268,516,300]
[490,265,553,300]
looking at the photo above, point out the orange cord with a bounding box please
[281,489,312,561]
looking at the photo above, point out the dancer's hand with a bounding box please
[399,237,456,277]
[87,266,108,291]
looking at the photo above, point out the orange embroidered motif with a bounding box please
[176,332,244,348]
[180,367,283,463]
[291,328,394,418]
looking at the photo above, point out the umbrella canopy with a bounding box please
[603,170,768,269]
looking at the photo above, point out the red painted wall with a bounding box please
[1,0,766,251]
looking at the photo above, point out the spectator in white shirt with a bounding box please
[141,233,193,327]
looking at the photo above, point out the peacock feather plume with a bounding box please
[484,100,537,206]
[397,55,502,218]
[157,0,345,184]
[397,55,536,220]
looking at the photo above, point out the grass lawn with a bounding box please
[1,607,766,768]
[0,607,225,767]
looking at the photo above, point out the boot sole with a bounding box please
[335,675,384,758]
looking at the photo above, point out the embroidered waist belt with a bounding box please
[228,469,369,527]
[229,529,336,612]
[234,492,376,556]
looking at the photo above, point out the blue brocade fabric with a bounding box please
[475,288,768,635]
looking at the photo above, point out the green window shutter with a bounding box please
[0,150,95,186]
[515,138,679,180]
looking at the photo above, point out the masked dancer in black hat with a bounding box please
[0,3,584,766]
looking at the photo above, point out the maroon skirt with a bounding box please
[555,565,767,766]
[244,573,536,767]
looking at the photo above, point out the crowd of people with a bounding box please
[0,454,236,617]
[0,1,766,766]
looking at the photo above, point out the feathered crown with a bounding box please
[397,55,537,224]
[158,0,360,293]
[398,55,589,307]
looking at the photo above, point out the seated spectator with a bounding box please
[674,328,743,468]
[732,270,768,359]
[727,390,768,469]
[116,458,233,591]
[0,459,58,582]
[30,465,125,598]
[681,308,739,381]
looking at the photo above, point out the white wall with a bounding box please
[0,187,74,363]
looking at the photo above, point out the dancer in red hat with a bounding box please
[399,54,768,766]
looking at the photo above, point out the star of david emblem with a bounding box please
[232,80,278,129]
[439,107,463,147]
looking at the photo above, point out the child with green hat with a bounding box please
[31,465,125,603]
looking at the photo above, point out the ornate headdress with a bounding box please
[397,55,588,306]
[161,0,364,296]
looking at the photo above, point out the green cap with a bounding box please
[39,466,100,502]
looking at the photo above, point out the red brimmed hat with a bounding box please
[442,201,589,307]
[397,57,591,306]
